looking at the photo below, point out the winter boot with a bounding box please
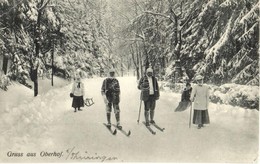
[74,108,77,112]
[115,113,122,130]
[150,110,155,124]
[116,122,122,130]
[145,111,150,126]
[107,113,111,128]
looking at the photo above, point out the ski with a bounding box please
[151,123,165,132]
[112,124,131,137]
[142,122,156,135]
[103,123,117,135]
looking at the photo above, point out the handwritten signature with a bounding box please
[64,147,118,162]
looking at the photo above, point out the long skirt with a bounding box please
[193,109,210,125]
[72,96,84,108]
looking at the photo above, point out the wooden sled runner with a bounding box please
[84,98,94,107]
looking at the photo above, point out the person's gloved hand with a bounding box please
[70,93,74,98]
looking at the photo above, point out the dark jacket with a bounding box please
[101,78,120,103]
[181,87,192,102]
[138,75,160,101]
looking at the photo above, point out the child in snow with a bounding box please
[175,82,192,112]
[71,73,85,112]
[181,83,192,102]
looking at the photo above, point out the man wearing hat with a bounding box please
[138,67,160,126]
[101,68,122,129]
[190,75,210,129]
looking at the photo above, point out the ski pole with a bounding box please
[137,99,142,124]
[189,102,192,128]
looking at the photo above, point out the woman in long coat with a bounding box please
[190,75,210,129]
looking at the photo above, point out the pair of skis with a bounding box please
[137,98,165,135]
[103,123,131,137]
[142,122,165,135]
[103,122,164,136]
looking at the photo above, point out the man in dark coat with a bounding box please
[101,68,121,129]
[138,68,160,126]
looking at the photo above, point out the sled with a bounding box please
[84,98,94,107]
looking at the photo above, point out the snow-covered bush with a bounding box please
[0,71,11,91]
[210,84,259,109]
[159,81,185,93]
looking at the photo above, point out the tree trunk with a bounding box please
[121,60,123,77]
[33,0,46,97]
[136,48,140,80]
[2,56,8,74]
[136,67,140,80]
[176,30,182,60]
[139,51,143,77]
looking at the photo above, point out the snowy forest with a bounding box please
[0,0,259,163]
[0,0,259,108]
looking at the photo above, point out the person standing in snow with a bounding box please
[175,82,192,112]
[101,68,122,129]
[181,83,192,102]
[71,73,85,112]
[190,75,210,129]
[138,68,160,126]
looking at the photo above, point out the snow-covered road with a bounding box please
[0,76,258,163]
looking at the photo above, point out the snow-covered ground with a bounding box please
[0,76,258,163]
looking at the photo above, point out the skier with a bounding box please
[190,75,210,129]
[175,82,192,112]
[71,73,85,112]
[138,68,160,126]
[101,68,122,129]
